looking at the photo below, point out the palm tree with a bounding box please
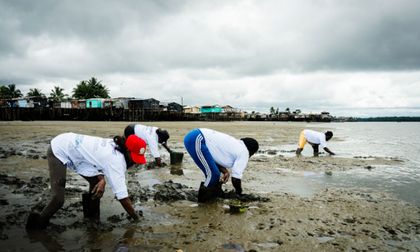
[49,86,67,102]
[27,88,45,97]
[270,107,275,115]
[0,84,22,99]
[87,77,110,98]
[72,80,89,99]
[72,77,110,99]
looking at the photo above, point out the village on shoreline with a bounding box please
[2,95,420,122]
[0,95,340,122]
[2,81,419,122]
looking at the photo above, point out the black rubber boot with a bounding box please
[197,182,222,203]
[82,193,100,221]
[25,212,48,230]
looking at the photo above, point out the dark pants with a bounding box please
[40,146,100,221]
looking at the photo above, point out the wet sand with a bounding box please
[0,121,419,251]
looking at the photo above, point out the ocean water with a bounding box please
[275,122,420,206]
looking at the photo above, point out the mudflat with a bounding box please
[0,121,419,251]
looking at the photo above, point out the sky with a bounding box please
[1,0,420,117]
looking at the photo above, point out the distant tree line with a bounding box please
[355,117,420,122]
[0,77,110,101]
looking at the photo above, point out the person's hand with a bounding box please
[158,162,167,167]
[128,210,143,222]
[220,171,230,184]
[155,157,163,167]
[91,180,105,199]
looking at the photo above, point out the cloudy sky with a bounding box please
[1,0,420,117]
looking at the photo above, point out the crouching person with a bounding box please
[26,132,147,229]
[184,128,259,202]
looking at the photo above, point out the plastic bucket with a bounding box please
[170,152,184,165]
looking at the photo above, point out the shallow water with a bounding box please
[271,122,420,205]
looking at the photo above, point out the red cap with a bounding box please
[125,135,147,164]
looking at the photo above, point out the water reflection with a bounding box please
[114,227,136,252]
[26,230,64,252]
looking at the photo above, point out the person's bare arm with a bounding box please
[119,197,139,221]
[324,147,335,155]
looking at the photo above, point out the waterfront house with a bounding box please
[320,111,332,122]
[103,99,113,108]
[0,99,9,107]
[86,98,105,108]
[128,98,160,111]
[201,105,222,113]
[17,98,28,108]
[113,97,133,109]
[71,99,79,109]
[184,105,201,114]
[78,99,86,109]
[168,102,183,112]
[222,105,237,113]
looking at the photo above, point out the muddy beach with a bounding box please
[0,121,419,251]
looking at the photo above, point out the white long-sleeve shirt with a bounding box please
[200,128,249,179]
[51,133,128,200]
[304,129,327,148]
[134,124,160,158]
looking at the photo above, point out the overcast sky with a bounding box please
[1,0,420,116]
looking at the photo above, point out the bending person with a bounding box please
[184,128,259,202]
[124,124,170,167]
[296,129,335,156]
[26,132,147,229]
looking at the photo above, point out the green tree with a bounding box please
[49,86,67,102]
[0,84,22,99]
[269,106,275,115]
[285,107,290,114]
[27,88,45,97]
[0,86,8,98]
[72,77,110,99]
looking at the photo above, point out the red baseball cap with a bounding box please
[125,135,147,164]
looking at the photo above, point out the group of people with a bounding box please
[26,124,334,229]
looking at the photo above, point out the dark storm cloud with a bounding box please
[0,0,186,66]
[314,2,420,71]
[1,0,420,116]
[2,0,419,75]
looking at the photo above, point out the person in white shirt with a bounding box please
[26,133,147,229]
[124,124,170,167]
[296,129,335,156]
[184,128,259,202]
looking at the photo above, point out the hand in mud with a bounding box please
[92,180,105,199]
[158,162,167,168]
[155,157,165,167]
[128,210,143,222]
[220,171,230,184]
